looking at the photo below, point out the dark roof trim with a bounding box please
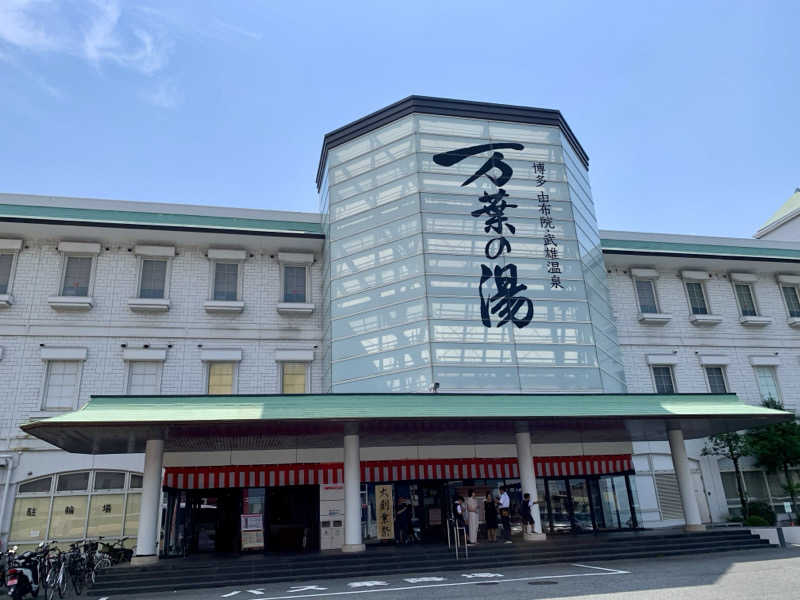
[316,96,589,190]
[602,249,800,264]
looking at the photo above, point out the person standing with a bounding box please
[465,489,479,545]
[520,492,535,535]
[484,491,498,542]
[498,486,512,543]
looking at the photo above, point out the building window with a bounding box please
[705,366,728,393]
[42,360,82,410]
[208,362,236,395]
[61,256,93,297]
[652,365,676,394]
[283,265,307,303]
[685,282,709,315]
[281,362,308,393]
[0,253,14,294]
[781,285,800,318]
[213,262,239,301]
[9,470,143,546]
[754,366,781,403]
[634,279,659,314]
[127,361,162,395]
[139,259,168,299]
[734,283,758,317]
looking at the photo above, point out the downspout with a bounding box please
[0,453,16,546]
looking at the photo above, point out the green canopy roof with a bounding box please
[21,393,791,454]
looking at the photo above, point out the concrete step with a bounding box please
[87,533,773,596]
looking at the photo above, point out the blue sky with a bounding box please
[0,0,797,237]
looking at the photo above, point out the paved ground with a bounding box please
[99,547,800,600]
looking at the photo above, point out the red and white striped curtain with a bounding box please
[164,454,633,490]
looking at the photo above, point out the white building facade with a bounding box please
[0,97,794,557]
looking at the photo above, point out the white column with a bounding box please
[133,439,164,565]
[342,424,365,552]
[668,426,704,532]
[515,422,546,541]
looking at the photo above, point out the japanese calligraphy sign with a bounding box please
[433,144,559,330]
[375,484,395,540]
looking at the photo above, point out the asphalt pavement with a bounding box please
[95,546,800,600]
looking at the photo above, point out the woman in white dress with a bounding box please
[465,489,479,545]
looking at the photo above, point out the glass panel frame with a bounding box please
[685,281,709,315]
[634,279,658,314]
[61,256,93,297]
[652,365,676,394]
[734,283,757,317]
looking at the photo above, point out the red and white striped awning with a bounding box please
[164,455,633,490]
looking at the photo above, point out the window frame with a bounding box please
[59,254,97,298]
[684,280,710,315]
[209,260,243,302]
[0,250,20,297]
[40,360,83,411]
[281,263,310,304]
[279,361,310,394]
[206,360,239,395]
[651,365,677,394]
[633,277,660,314]
[10,470,143,546]
[753,365,782,404]
[779,283,800,319]
[137,257,171,300]
[704,365,729,394]
[125,360,164,395]
[732,282,759,317]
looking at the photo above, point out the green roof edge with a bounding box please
[0,203,323,235]
[601,237,800,261]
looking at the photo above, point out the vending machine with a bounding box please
[319,484,345,550]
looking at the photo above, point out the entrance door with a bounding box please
[265,485,320,553]
[546,479,571,533]
[188,489,241,554]
[568,478,594,532]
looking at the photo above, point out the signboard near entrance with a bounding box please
[376,484,395,540]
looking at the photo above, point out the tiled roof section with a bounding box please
[0,202,323,236]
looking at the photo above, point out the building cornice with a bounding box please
[316,95,589,190]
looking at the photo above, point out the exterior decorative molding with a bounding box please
[0,238,23,252]
[739,315,772,327]
[47,296,93,311]
[128,298,170,313]
[698,355,731,366]
[630,268,659,279]
[203,300,245,314]
[689,314,722,326]
[0,294,13,308]
[40,347,87,361]
[680,270,710,281]
[777,274,800,285]
[277,302,314,315]
[123,348,167,361]
[646,354,679,366]
[749,355,781,367]
[57,241,101,255]
[637,313,671,325]
[729,272,758,283]
[207,248,247,261]
[134,245,175,258]
[787,317,800,328]
[275,349,314,362]
[200,348,242,362]
[278,252,314,265]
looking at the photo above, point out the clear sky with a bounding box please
[0,1,797,238]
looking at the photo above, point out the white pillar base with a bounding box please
[131,555,158,566]
[523,532,547,542]
[685,524,706,532]
[341,543,366,553]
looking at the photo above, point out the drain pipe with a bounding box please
[0,454,16,546]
